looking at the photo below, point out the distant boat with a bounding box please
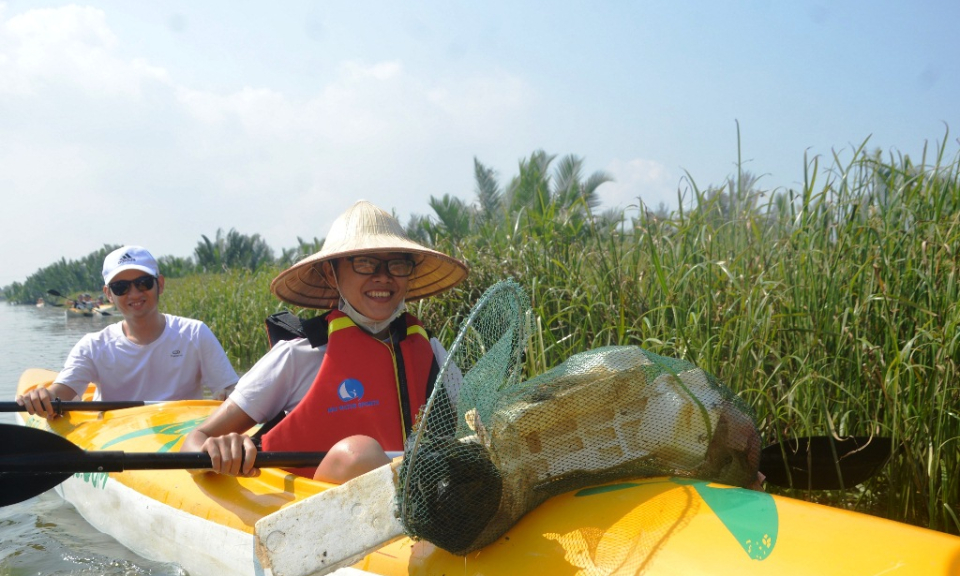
[63,295,114,319]
[64,306,95,319]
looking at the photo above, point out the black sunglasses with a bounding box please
[108,275,157,296]
[347,256,416,277]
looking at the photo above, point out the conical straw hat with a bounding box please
[271,200,469,309]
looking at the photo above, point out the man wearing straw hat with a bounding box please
[182,200,468,483]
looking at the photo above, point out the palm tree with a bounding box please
[195,228,275,272]
[504,149,555,221]
[502,150,613,238]
[407,149,614,244]
[157,256,196,278]
[428,194,473,243]
[278,237,324,267]
[473,158,503,229]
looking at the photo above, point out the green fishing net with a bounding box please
[397,280,760,556]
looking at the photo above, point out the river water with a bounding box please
[0,302,183,575]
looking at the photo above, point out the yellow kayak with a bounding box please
[14,369,960,576]
[64,306,95,318]
[63,304,114,318]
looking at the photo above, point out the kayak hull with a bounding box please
[15,369,960,576]
[59,469,255,574]
[64,307,94,318]
[359,478,960,576]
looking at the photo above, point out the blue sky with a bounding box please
[1,1,957,286]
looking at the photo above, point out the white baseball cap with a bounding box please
[102,245,160,284]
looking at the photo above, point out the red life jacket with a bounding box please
[260,310,435,477]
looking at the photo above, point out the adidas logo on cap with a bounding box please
[117,253,137,265]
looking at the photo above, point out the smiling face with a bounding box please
[103,269,165,321]
[322,252,412,321]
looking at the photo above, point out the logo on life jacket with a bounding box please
[337,378,364,402]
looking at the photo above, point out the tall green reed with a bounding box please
[163,268,291,370]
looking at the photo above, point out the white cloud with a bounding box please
[0,5,168,97]
[176,85,292,131]
[340,59,402,81]
[170,57,532,150]
[601,157,678,212]
[0,4,537,286]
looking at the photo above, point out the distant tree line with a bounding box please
[1,229,324,305]
[2,245,120,306]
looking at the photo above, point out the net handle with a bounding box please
[398,280,528,522]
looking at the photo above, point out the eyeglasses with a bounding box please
[108,275,157,296]
[347,256,416,277]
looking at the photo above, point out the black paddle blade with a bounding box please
[0,424,82,506]
[46,289,63,297]
[760,436,893,490]
[0,471,73,506]
[0,424,329,507]
[0,423,83,456]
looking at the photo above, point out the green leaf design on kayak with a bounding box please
[74,472,109,489]
[675,478,778,560]
[576,478,778,561]
[101,418,206,452]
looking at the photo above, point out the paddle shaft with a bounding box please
[0,400,155,413]
[42,289,65,306]
[0,450,326,474]
[0,418,890,485]
[1,419,890,486]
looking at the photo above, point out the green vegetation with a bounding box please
[2,245,120,305]
[1,227,309,304]
[8,134,960,536]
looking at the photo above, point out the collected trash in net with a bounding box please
[397,279,761,555]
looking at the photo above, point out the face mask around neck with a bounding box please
[338,296,406,336]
